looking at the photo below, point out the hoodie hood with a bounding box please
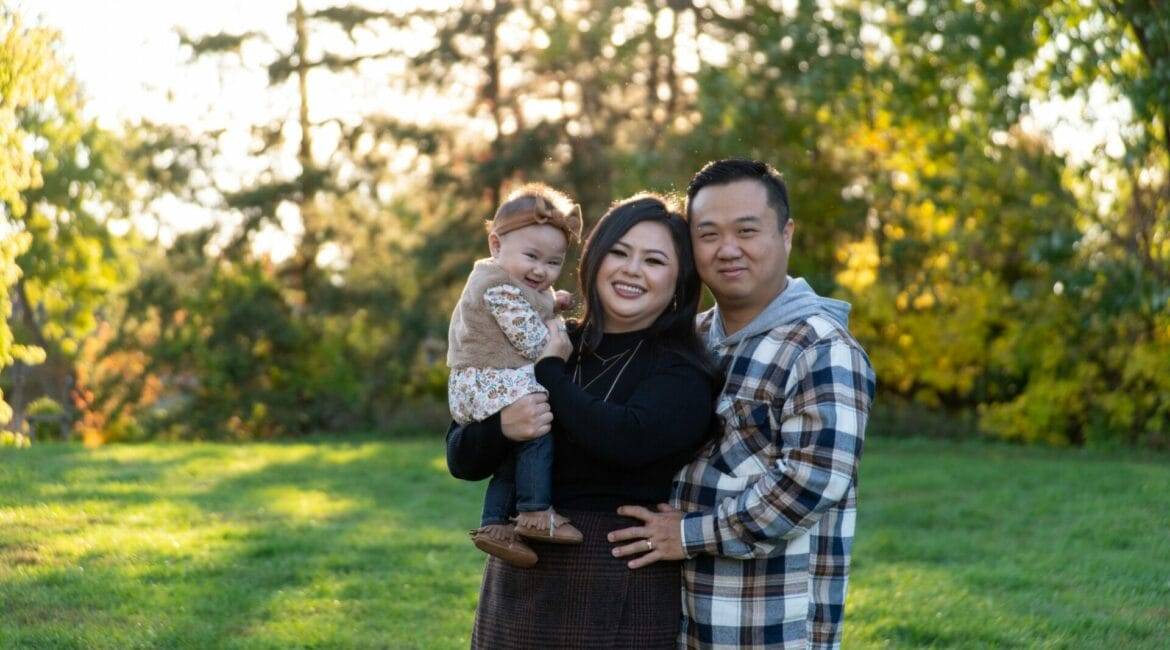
[706,276,851,349]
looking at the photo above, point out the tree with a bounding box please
[0,10,60,441]
[115,1,715,435]
[0,10,137,441]
[975,1,1170,446]
[654,0,1166,446]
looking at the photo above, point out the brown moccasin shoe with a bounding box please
[470,525,538,567]
[513,510,584,545]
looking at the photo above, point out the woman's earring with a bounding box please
[672,295,679,312]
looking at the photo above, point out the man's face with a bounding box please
[689,179,793,313]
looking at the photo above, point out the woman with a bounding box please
[446,194,717,648]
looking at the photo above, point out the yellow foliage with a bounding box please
[933,214,955,236]
[917,200,937,220]
[834,237,880,293]
[81,426,104,449]
[0,430,32,448]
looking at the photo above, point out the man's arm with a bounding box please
[682,339,875,559]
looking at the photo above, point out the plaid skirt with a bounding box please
[471,509,681,649]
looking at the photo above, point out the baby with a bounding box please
[447,184,584,567]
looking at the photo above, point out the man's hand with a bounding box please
[554,290,575,312]
[608,503,687,569]
[499,393,552,441]
[539,318,573,361]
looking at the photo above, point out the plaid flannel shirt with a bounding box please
[671,306,875,649]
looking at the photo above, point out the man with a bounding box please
[609,159,876,649]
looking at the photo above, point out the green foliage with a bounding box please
[17,1,1164,446]
[0,231,41,431]
[631,0,1169,447]
[979,1,1170,448]
[24,395,63,440]
[111,1,729,438]
[113,236,306,439]
[0,10,62,436]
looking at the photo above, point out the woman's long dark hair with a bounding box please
[576,194,717,379]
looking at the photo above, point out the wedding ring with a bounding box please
[646,539,653,552]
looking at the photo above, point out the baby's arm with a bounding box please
[484,285,551,360]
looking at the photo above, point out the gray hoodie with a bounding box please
[705,276,852,349]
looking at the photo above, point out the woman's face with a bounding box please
[595,221,679,333]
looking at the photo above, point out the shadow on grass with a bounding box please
[0,440,485,648]
[7,438,1168,648]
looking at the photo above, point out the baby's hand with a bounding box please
[554,290,574,312]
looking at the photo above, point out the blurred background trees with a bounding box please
[2,1,1167,447]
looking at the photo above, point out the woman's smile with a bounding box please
[611,281,646,298]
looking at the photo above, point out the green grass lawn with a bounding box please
[2,437,1168,649]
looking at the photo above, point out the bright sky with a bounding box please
[27,0,454,127]
[25,0,1128,255]
[27,0,454,258]
[30,0,280,127]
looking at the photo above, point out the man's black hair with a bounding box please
[685,158,791,227]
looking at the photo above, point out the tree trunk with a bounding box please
[292,0,320,307]
[485,4,504,208]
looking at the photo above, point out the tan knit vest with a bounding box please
[447,258,556,370]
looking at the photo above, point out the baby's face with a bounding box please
[491,224,568,293]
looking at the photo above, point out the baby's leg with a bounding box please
[513,433,553,515]
[471,449,539,567]
[481,451,517,528]
[512,418,582,544]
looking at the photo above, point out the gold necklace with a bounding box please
[573,340,643,401]
[590,347,629,364]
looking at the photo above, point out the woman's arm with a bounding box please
[534,353,713,469]
[445,393,556,480]
[445,413,510,481]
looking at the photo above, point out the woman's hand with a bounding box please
[499,393,553,441]
[540,318,572,361]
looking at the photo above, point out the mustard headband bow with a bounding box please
[492,199,583,241]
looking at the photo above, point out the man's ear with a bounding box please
[782,219,795,255]
[488,232,502,257]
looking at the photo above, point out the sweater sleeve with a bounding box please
[534,352,713,469]
[445,412,514,481]
[680,339,874,559]
[483,285,549,360]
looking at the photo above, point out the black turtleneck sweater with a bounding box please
[445,327,716,511]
